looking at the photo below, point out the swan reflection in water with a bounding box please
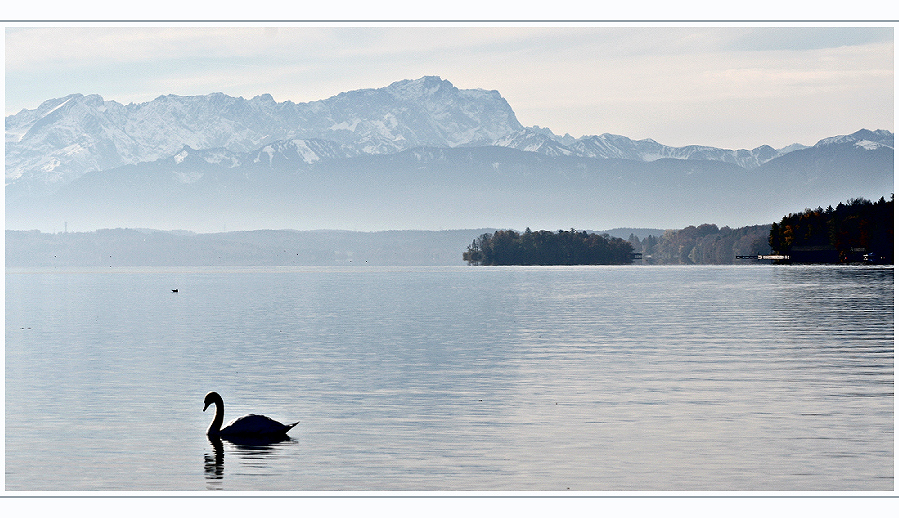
[204,434,297,489]
[202,391,298,489]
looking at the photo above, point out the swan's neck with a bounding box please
[207,399,224,436]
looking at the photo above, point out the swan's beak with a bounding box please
[203,402,210,412]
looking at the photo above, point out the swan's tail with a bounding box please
[285,421,299,432]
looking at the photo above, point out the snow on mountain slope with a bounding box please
[6,75,894,199]
[5,76,523,192]
[491,129,575,157]
[249,139,358,166]
[495,128,794,169]
[813,129,894,150]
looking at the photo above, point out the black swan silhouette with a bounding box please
[203,391,298,438]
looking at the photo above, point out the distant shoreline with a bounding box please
[4,225,756,268]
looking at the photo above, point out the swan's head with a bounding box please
[203,391,221,412]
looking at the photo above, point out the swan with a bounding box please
[203,391,298,438]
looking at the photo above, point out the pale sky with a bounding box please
[3,23,895,150]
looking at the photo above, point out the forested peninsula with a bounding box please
[769,196,893,264]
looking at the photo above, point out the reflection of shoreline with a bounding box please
[204,435,296,490]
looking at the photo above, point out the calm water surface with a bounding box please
[5,265,893,491]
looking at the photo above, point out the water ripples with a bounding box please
[5,265,892,490]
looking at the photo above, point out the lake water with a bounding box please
[5,265,893,491]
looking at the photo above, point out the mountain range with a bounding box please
[5,76,894,232]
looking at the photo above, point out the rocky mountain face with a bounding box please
[5,76,894,232]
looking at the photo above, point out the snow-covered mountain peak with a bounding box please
[814,128,894,149]
[252,93,276,103]
[387,76,453,97]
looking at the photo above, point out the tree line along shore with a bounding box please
[6,197,891,267]
[464,196,893,266]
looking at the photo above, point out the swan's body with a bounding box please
[203,391,298,438]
